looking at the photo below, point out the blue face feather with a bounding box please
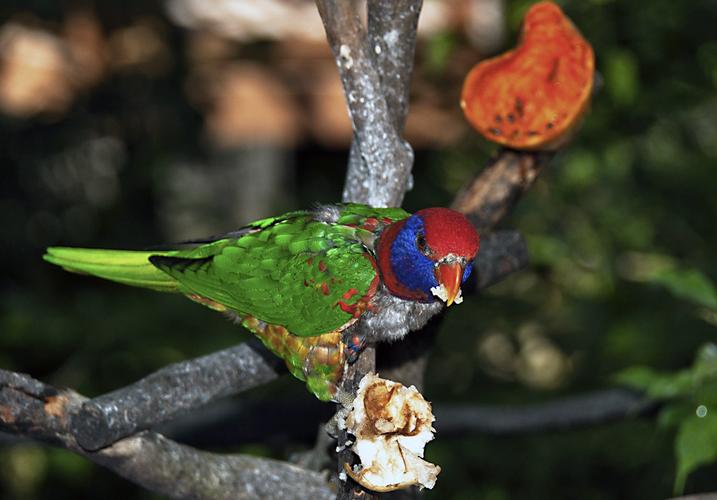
[389,215,474,300]
[390,216,437,298]
[463,262,473,283]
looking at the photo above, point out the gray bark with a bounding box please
[0,369,333,500]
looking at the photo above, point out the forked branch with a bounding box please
[0,369,334,500]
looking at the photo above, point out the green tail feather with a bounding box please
[44,247,179,292]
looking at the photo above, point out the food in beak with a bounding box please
[431,262,464,306]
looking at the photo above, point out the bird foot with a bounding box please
[325,405,352,439]
[333,387,355,408]
[325,385,356,438]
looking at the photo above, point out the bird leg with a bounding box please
[342,332,367,364]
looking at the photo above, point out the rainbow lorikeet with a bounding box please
[44,203,480,401]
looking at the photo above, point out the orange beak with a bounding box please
[435,262,464,307]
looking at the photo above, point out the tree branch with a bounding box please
[452,149,554,232]
[367,0,423,132]
[434,389,658,436]
[316,0,416,208]
[71,340,284,451]
[0,369,334,500]
[94,434,334,500]
[154,389,658,444]
[473,230,529,290]
[53,389,655,449]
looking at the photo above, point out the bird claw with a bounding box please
[333,387,355,408]
[325,393,353,439]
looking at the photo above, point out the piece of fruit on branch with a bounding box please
[342,373,440,492]
[461,1,594,150]
[44,204,479,402]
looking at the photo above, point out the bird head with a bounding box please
[377,208,480,305]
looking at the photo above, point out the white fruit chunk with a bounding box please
[343,373,441,492]
[430,283,463,304]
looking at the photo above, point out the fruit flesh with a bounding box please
[461,2,594,150]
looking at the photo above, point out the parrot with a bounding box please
[44,203,480,401]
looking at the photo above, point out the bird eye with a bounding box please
[416,233,429,255]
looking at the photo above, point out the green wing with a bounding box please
[150,205,410,337]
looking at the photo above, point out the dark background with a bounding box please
[1,0,717,498]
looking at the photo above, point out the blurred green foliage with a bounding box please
[1,0,716,499]
[616,259,717,494]
[619,343,717,494]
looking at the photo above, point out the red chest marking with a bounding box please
[336,254,380,318]
[359,217,379,232]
